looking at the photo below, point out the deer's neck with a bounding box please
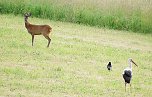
[25,18,30,29]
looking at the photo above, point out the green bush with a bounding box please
[0,0,151,33]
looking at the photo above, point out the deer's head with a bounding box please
[24,13,31,20]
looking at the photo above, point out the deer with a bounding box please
[24,13,52,47]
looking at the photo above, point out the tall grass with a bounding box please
[0,0,152,33]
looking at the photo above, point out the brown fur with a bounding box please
[24,13,52,47]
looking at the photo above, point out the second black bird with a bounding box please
[107,62,112,71]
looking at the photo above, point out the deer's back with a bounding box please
[27,24,52,35]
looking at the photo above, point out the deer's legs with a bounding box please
[43,35,51,47]
[32,35,34,46]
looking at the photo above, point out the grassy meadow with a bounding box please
[0,0,152,33]
[0,14,152,97]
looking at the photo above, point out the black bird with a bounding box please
[107,62,112,71]
[122,58,138,92]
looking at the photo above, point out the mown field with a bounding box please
[0,0,152,33]
[0,14,152,97]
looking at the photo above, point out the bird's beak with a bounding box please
[131,60,138,67]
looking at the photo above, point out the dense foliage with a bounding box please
[0,0,151,33]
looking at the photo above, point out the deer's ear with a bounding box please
[28,13,32,16]
[24,13,26,16]
[24,12,28,16]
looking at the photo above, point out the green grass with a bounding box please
[0,14,152,97]
[0,0,152,33]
